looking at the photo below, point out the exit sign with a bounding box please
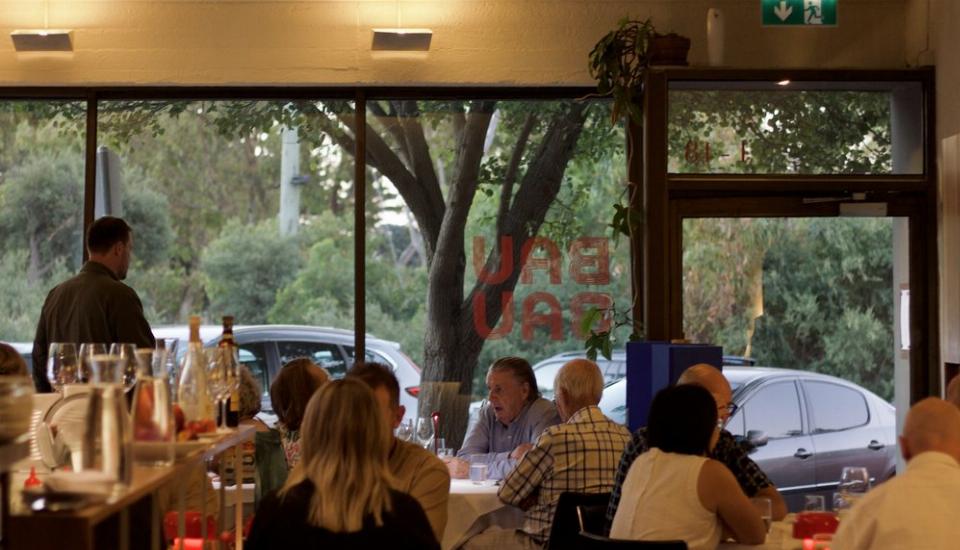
[762,0,837,26]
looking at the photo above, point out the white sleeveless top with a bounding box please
[610,448,722,550]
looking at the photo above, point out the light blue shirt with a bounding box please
[457,397,561,479]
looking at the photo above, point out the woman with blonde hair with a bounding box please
[247,378,439,548]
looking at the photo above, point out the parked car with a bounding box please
[532,350,627,399]
[152,325,422,426]
[598,366,897,511]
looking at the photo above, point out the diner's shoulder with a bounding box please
[392,439,450,479]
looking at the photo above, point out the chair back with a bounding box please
[254,428,289,506]
[576,502,610,535]
[576,531,688,549]
[545,492,611,550]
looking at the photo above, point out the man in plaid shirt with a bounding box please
[604,363,787,532]
[464,359,631,549]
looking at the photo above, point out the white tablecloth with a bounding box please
[442,479,525,550]
[720,520,808,550]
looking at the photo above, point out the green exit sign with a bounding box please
[762,0,837,26]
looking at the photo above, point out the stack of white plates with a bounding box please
[0,376,34,443]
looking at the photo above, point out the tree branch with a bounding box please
[496,113,537,237]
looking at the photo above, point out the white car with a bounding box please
[152,324,422,427]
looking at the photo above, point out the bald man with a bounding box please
[832,398,960,550]
[605,363,787,532]
[466,359,631,549]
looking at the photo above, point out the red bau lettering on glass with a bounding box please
[471,235,614,341]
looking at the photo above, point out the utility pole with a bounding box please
[278,126,301,236]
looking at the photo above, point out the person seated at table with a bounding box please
[464,359,631,549]
[447,356,560,480]
[605,363,787,532]
[0,342,28,376]
[831,397,960,550]
[246,378,440,550]
[346,361,451,541]
[269,357,331,469]
[610,384,766,549]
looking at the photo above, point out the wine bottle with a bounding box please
[219,316,241,427]
[178,315,215,432]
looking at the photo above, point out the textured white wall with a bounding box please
[0,0,908,86]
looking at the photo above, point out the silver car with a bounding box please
[152,324,422,426]
[599,366,897,510]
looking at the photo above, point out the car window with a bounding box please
[277,341,347,378]
[804,381,870,432]
[343,345,389,367]
[604,361,626,383]
[740,381,803,439]
[726,407,746,437]
[237,342,269,401]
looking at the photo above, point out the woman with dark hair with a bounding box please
[247,378,439,549]
[269,357,331,469]
[610,384,766,549]
[450,356,561,479]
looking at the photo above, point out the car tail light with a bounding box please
[405,386,420,398]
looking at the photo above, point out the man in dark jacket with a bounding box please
[32,216,155,392]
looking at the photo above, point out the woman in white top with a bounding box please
[610,384,766,550]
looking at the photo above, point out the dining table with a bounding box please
[443,478,525,550]
[720,517,822,550]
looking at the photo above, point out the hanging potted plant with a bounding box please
[583,18,690,360]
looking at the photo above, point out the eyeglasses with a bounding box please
[718,402,738,417]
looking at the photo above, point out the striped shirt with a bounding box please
[498,406,632,544]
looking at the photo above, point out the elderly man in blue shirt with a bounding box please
[446,357,561,480]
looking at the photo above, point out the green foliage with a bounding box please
[0,250,70,341]
[588,17,654,125]
[122,183,174,268]
[202,220,301,323]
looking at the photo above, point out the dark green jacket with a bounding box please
[32,261,155,391]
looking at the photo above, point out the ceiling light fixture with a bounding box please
[10,0,73,52]
[371,28,432,51]
[777,79,791,86]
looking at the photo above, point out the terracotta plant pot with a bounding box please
[649,32,691,66]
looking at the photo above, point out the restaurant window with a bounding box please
[0,101,86,348]
[94,100,356,343]
[237,342,269,400]
[668,81,923,175]
[363,98,630,432]
[804,381,870,432]
[741,381,803,439]
[277,341,347,377]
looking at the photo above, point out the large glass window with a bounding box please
[363,99,630,435]
[740,381,803,439]
[0,101,86,350]
[95,99,356,349]
[668,82,923,175]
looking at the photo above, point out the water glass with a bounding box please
[155,338,179,400]
[130,373,175,467]
[750,496,772,532]
[804,494,826,512]
[469,462,488,485]
[396,419,414,442]
[416,415,434,449]
[46,342,78,393]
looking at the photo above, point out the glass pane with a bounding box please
[683,217,895,402]
[668,81,923,175]
[237,342,269,400]
[363,99,630,437]
[804,381,869,431]
[744,382,802,438]
[277,341,346,377]
[0,101,86,358]
[96,99,356,388]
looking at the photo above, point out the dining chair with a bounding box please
[545,491,612,550]
[575,502,610,535]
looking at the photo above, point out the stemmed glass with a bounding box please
[78,343,107,383]
[206,348,235,431]
[109,343,138,393]
[46,342,78,394]
[415,415,434,449]
[839,466,871,494]
[396,419,414,442]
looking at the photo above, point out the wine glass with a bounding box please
[839,466,871,494]
[78,343,107,383]
[415,415,434,449]
[396,418,414,442]
[109,343,138,392]
[46,342,78,394]
[206,348,231,430]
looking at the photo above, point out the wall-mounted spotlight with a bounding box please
[11,29,73,52]
[371,28,432,51]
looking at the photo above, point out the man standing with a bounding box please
[605,363,787,531]
[831,398,960,549]
[346,361,451,541]
[465,359,631,549]
[32,216,155,392]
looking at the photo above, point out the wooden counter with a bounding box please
[5,426,253,550]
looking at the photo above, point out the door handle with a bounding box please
[868,440,885,450]
[794,448,813,459]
